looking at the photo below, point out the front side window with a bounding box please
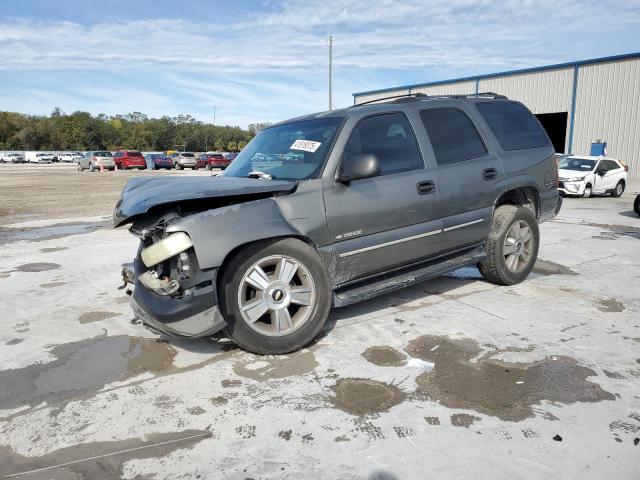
[476,101,551,151]
[420,108,487,165]
[224,117,343,180]
[342,113,422,177]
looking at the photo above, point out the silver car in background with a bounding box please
[78,151,116,172]
[173,152,197,170]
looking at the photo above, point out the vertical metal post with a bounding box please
[329,35,333,111]
[212,104,216,152]
[567,66,579,154]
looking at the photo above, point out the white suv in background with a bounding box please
[0,152,26,163]
[558,156,627,198]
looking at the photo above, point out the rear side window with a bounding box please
[476,101,551,150]
[420,108,487,165]
[343,113,423,176]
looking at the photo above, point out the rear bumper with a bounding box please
[538,188,562,222]
[123,260,226,338]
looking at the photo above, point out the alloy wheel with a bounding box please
[237,255,316,337]
[503,220,534,273]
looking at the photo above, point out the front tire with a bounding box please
[219,238,331,355]
[478,205,540,286]
[583,184,592,198]
[612,181,625,198]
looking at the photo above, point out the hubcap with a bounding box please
[238,255,316,337]
[503,220,534,273]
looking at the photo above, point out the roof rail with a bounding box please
[353,93,428,107]
[353,91,507,107]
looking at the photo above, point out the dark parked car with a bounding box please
[114,150,146,169]
[115,92,561,354]
[634,195,640,216]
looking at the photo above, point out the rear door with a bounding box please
[323,111,444,285]
[417,105,504,248]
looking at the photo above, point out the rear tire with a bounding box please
[612,181,625,198]
[478,205,540,286]
[634,195,640,217]
[219,238,330,355]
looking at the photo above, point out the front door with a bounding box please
[323,112,444,285]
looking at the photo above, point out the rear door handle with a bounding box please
[483,168,498,181]
[417,180,435,195]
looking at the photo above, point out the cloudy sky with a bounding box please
[1,0,639,127]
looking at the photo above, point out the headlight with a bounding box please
[141,232,193,267]
[565,177,585,182]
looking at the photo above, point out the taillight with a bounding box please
[624,165,629,172]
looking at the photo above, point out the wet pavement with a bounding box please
[0,176,639,479]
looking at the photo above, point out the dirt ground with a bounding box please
[0,163,211,224]
[1,165,639,479]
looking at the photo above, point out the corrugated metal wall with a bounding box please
[572,58,640,178]
[477,68,574,114]
[411,80,476,96]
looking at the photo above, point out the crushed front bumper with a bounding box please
[122,260,226,338]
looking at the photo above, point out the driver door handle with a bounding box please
[417,180,435,195]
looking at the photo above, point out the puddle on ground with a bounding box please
[406,335,614,422]
[40,247,69,253]
[0,222,108,244]
[451,413,480,428]
[78,311,120,324]
[0,429,210,478]
[5,339,23,346]
[362,346,407,367]
[0,334,176,410]
[329,378,406,416]
[12,262,61,273]
[532,259,578,276]
[233,349,318,381]
[595,297,625,313]
[585,222,640,240]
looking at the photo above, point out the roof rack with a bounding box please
[353,92,507,107]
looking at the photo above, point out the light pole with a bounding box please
[212,104,216,152]
[328,35,333,111]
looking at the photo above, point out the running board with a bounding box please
[332,245,486,308]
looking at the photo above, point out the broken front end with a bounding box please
[121,212,226,338]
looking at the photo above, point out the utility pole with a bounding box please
[212,104,216,152]
[328,35,333,111]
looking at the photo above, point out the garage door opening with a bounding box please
[535,112,568,153]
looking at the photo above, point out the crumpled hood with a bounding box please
[113,175,297,227]
[558,169,591,180]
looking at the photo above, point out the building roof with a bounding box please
[352,51,640,98]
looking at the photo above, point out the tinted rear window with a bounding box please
[476,101,551,150]
[127,151,143,157]
[95,151,112,157]
[181,153,195,157]
[420,108,487,165]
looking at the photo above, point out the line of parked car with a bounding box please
[0,150,238,171]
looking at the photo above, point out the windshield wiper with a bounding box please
[247,171,274,180]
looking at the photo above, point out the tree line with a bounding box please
[0,108,259,152]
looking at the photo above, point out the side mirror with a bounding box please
[337,153,380,182]
[596,167,606,176]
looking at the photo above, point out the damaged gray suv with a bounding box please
[115,93,561,354]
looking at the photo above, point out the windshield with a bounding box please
[558,157,596,171]
[223,117,343,180]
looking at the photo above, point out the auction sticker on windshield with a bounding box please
[290,140,321,153]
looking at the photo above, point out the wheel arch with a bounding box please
[493,185,540,220]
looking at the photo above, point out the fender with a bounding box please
[165,197,307,269]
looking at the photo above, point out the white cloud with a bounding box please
[0,0,638,125]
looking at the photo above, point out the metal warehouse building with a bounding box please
[352,52,640,179]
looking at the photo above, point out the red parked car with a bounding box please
[199,153,232,170]
[113,150,147,169]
